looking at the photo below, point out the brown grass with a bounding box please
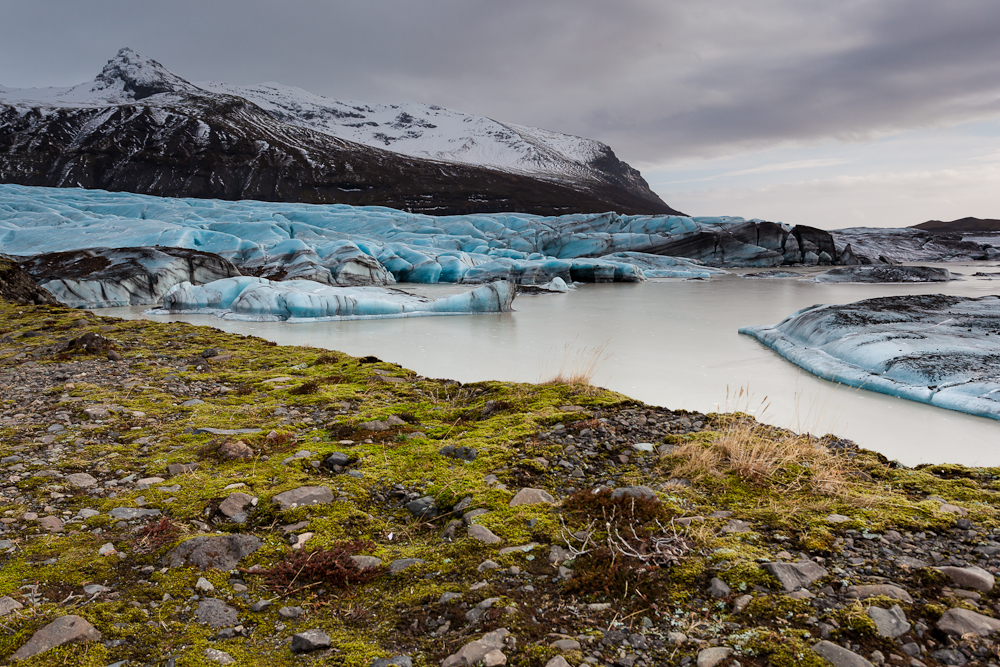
[540,339,610,387]
[671,416,863,501]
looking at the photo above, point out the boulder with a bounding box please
[272,486,334,510]
[11,615,102,661]
[937,607,1000,637]
[812,641,874,667]
[937,566,995,592]
[509,488,555,506]
[165,534,262,570]
[868,605,910,638]
[844,584,913,603]
[761,561,828,591]
[441,628,509,667]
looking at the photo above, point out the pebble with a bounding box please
[290,629,331,653]
[10,615,102,661]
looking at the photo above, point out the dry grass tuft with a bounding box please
[671,416,863,501]
[540,339,610,387]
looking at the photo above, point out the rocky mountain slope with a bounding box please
[913,218,1000,233]
[0,49,675,216]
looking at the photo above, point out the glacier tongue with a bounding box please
[156,277,515,322]
[740,294,1000,421]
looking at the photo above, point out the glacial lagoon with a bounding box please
[102,263,1000,467]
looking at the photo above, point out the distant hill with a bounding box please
[912,217,1000,233]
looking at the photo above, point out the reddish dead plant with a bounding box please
[259,541,385,596]
[129,518,183,554]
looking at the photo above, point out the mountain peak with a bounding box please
[92,47,198,100]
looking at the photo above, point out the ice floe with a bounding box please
[153,277,515,322]
[740,294,1000,420]
[812,266,955,283]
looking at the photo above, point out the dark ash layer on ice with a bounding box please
[740,294,1000,420]
[812,266,956,284]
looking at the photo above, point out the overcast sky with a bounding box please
[2,0,1000,227]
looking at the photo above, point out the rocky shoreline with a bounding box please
[1,300,1000,666]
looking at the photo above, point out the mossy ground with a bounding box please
[1,301,999,666]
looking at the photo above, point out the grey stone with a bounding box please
[478,560,500,572]
[165,535,262,571]
[196,599,238,628]
[544,658,570,667]
[64,473,97,488]
[83,584,110,595]
[733,594,752,613]
[218,492,253,518]
[707,577,731,598]
[195,577,215,593]
[931,649,969,666]
[11,615,102,661]
[441,628,509,667]
[291,629,331,653]
[359,420,390,431]
[826,513,852,523]
[466,597,500,623]
[324,452,350,468]
[405,496,438,519]
[611,485,658,501]
[0,596,24,616]
[463,508,490,524]
[250,599,272,612]
[509,488,555,506]
[166,462,199,476]
[936,565,995,592]
[895,556,930,569]
[272,486,333,510]
[697,647,732,667]
[844,584,913,603]
[937,607,1000,637]
[371,657,413,667]
[279,606,304,618]
[551,638,581,651]
[203,648,236,665]
[761,561,828,591]
[468,525,502,544]
[182,399,206,407]
[389,558,425,574]
[39,516,63,532]
[350,555,383,570]
[868,605,911,638]
[109,507,161,520]
[722,519,752,533]
[192,428,262,436]
[812,640,875,667]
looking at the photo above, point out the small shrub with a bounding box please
[289,380,319,395]
[130,518,183,554]
[259,541,385,595]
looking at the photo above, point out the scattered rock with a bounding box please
[218,440,255,460]
[468,525,502,544]
[109,507,161,520]
[761,561,828,591]
[441,628,509,667]
[98,543,117,556]
[11,615,102,661]
[551,638,581,651]
[868,605,911,638]
[707,577,731,598]
[389,558,425,574]
[611,485,658,501]
[844,584,913,603]
[272,486,334,510]
[405,496,438,519]
[466,597,500,623]
[372,657,414,667]
[937,607,1000,637]
[812,640,875,667]
[279,606,304,619]
[350,555,383,570]
[544,657,571,667]
[509,488,555,506]
[0,596,24,616]
[291,629,331,653]
[937,565,995,592]
[196,599,239,628]
[697,647,731,667]
[195,577,215,593]
[165,535,262,571]
[64,472,97,488]
[439,445,478,461]
[166,462,199,476]
[203,648,236,665]
[219,492,253,518]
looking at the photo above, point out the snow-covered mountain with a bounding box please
[197,80,649,191]
[0,48,675,215]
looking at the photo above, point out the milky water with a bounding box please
[100,262,1000,467]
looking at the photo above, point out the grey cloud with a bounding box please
[1,0,999,165]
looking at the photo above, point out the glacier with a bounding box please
[739,294,1000,421]
[153,277,515,322]
[0,184,742,304]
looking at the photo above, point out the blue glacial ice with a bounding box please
[153,277,515,322]
[0,185,746,299]
[740,294,1000,421]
